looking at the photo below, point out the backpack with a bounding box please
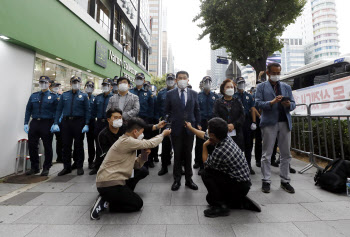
[314,158,350,193]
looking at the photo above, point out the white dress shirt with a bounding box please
[177,87,188,106]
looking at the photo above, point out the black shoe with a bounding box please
[71,163,77,170]
[171,181,181,191]
[58,168,71,176]
[88,163,94,169]
[77,168,84,175]
[89,169,97,175]
[40,168,50,176]
[281,182,295,193]
[56,159,63,163]
[148,161,155,168]
[271,161,279,167]
[198,168,204,176]
[90,196,106,220]
[262,182,270,193]
[256,162,261,168]
[289,166,296,174]
[158,167,168,176]
[193,163,200,169]
[26,169,40,175]
[204,205,230,218]
[250,168,256,175]
[185,180,198,190]
[181,167,185,175]
[241,196,261,212]
[154,157,159,162]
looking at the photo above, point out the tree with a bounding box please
[194,0,306,81]
[151,74,167,92]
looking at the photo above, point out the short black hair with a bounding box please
[106,108,122,118]
[267,63,281,72]
[176,71,189,78]
[117,76,131,85]
[126,117,147,132]
[208,117,228,140]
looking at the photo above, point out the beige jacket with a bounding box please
[96,133,164,188]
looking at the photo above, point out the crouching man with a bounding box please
[185,118,261,218]
[90,117,171,219]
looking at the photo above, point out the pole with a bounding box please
[120,46,125,77]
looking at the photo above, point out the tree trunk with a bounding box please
[251,57,268,82]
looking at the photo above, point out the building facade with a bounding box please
[149,0,162,76]
[280,38,305,74]
[210,48,229,89]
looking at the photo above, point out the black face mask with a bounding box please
[144,85,150,91]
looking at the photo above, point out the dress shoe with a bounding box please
[154,157,159,162]
[185,180,198,190]
[89,169,97,175]
[158,167,168,176]
[40,168,50,176]
[250,168,256,175]
[181,167,185,175]
[71,162,77,170]
[204,205,230,218]
[88,163,94,169]
[241,196,261,212]
[58,168,71,176]
[171,181,181,191]
[193,163,200,169]
[77,168,84,175]
[26,169,40,175]
[198,168,204,176]
[256,162,261,168]
[271,161,279,167]
[289,166,296,174]
[148,161,155,168]
[56,158,63,163]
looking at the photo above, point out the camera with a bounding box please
[164,114,172,129]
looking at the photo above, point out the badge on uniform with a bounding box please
[144,93,147,96]
[212,96,215,100]
[246,96,249,100]
[48,96,51,100]
[79,95,82,98]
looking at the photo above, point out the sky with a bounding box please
[165,0,350,91]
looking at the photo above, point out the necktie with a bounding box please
[39,92,44,115]
[70,92,76,116]
[181,89,185,107]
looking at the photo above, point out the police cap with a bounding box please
[166,73,175,80]
[39,76,50,83]
[135,72,145,80]
[70,76,82,83]
[85,81,95,87]
[102,78,112,85]
[235,77,245,84]
[202,76,212,83]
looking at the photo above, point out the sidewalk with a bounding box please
[0,156,349,237]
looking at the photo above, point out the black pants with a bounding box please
[97,167,149,212]
[171,128,194,182]
[61,117,85,170]
[28,119,54,170]
[251,117,262,164]
[86,119,95,165]
[93,119,109,170]
[243,116,253,169]
[160,133,172,168]
[194,120,208,169]
[201,168,251,207]
[140,117,153,166]
[149,119,159,161]
[54,131,62,161]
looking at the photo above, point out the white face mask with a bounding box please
[102,85,110,93]
[137,133,144,140]
[225,88,235,96]
[118,83,128,92]
[39,82,49,90]
[52,87,59,93]
[203,83,211,90]
[237,83,245,90]
[177,80,188,89]
[166,80,175,87]
[270,75,280,82]
[85,87,94,94]
[135,79,144,86]
[72,83,81,90]
[112,119,123,128]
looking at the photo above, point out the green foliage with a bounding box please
[151,74,167,92]
[194,0,306,78]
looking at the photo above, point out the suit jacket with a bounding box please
[165,88,201,136]
[106,92,140,121]
[255,81,296,131]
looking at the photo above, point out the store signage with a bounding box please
[108,50,137,76]
[95,41,108,68]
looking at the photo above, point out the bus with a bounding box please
[280,55,350,115]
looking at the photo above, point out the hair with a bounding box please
[117,77,130,85]
[176,71,189,78]
[126,117,147,132]
[208,117,228,141]
[106,108,123,118]
[220,79,234,95]
[267,63,281,72]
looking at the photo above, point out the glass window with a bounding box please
[96,0,110,33]
[120,19,134,55]
[73,0,90,12]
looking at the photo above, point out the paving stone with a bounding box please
[301,201,350,220]
[63,183,98,193]
[171,192,207,206]
[96,225,166,237]
[137,192,171,206]
[232,223,305,237]
[134,183,153,193]
[25,224,102,237]
[26,182,73,193]
[67,175,98,183]
[0,192,43,206]
[305,189,350,202]
[166,224,236,237]
[68,193,98,206]
[0,224,38,237]
[47,175,76,183]
[150,182,207,193]
[138,206,199,224]
[25,192,80,206]
[0,206,37,224]
[76,209,141,225]
[0,183,26,192]
[293,221,345,237]
[326,220,350,236]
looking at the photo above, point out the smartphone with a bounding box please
[140,149,148,162]
[281,97,290,102]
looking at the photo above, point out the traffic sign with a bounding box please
[216,58,229,64]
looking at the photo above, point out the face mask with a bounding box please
[177,80,188,89]
[203,84,211,90]
[137,133,144,140]
[237,83,245,90]
[225,88,235,96]
[144,85,150,91]
[52,87,59,93]
[112,119,123,128]
[135,79,144,86]
[270,75,280,82]
[118,83,128,92]
[39,82,49,90]
[166,80,175,87]
[85,87,94,94]
[72,83,81,90]
[102,85,110,93]
[113,85,118,92]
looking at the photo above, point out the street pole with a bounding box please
[120,46,124,77]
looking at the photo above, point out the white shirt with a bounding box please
[178,87,188,105]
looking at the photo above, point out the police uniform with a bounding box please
[54,76,90,175]
[25,76,59,175]
[149,84,160,163]
[50,80,63,163]
[85,81,96,168]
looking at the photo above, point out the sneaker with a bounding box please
[261,182,270,193]
[193,163,200,169]
[204,205,230,218]
[90,196,106,220]
[281,182,295,193]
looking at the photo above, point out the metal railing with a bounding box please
[291,99,350,173]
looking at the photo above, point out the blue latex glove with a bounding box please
[51,124,60,133]
[24,125,29,134]
[82,125,89,133]
[59,116,63,124]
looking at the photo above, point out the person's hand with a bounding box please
[82,125,89,133]
[228,123,234,132]
[50,124,60,133]
[197,125,202,130]
[271,95,282,105]
[162,129,171,137]
[24,125,29,134]
[281,100,291,108]
[184,121,193,129]
[157,121,166,129]
[251,123,257,130]
[145,149,151,156]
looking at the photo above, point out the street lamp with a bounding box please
[120,42,129,77]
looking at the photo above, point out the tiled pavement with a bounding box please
[0,154,350,236]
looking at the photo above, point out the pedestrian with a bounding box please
[111,76,119,94]
[24,76,59,176]
[255,63,296,193]
[84,81,96,169]
[52,76,90,176]
[166,71,201,191]
[147,82,160,163]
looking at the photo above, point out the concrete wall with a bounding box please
[0,41,35,178]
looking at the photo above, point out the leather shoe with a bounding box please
[148,161,155,168]
[58,168,71,176]
[185,180,198,190]
[204,205,230,218]
[40,168,50,176]
[88,163,94,169]
[71,162,77,170]
[193,163,200,169]
[77,168,84,175]
[26,169,40,175]
[158,167,168,176]
[171,181,181,191]
[198,168,204,176]
[154,157,159,162]
[89,169,97,175]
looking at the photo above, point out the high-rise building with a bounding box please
[167,43,175,73]
[211,48,228,89]
[280,38,305,74]
[149,0,162,76]
[161,31,168,76]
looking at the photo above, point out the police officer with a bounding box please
[112,76,119,94]
[52,76,90,176]
[194,76,219,175]
[24,76,59,176]
[233,77,257,175]
[158,73,176,176]
[84,81,96,169]
[89,78,113,175]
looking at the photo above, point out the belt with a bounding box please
[97,118,107,123]
[63,116,83,120]
[33,118,53,121]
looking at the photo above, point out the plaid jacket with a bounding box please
[106,92,140,121]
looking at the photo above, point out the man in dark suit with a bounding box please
[166,71,201,191]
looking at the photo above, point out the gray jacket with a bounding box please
[106,92,140,121]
